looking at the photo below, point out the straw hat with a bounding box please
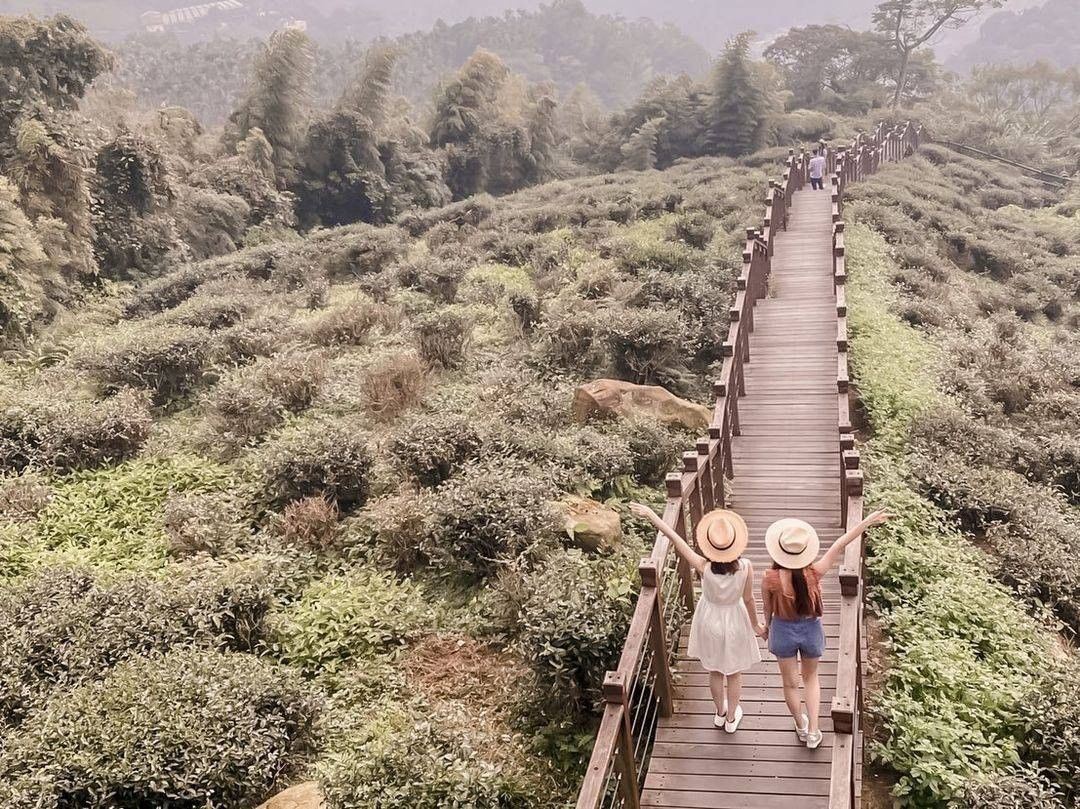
[695,509,749,563]
[765,518,821,569]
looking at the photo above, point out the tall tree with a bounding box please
[430,49,508,149]
[707,32,770,158]
[873,0,1005,107]
[226,28,314,176]
[0,15,112,151]
[620,116,665,171]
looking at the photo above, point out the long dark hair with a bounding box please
[710,559,740,576]
[773,562,814,616]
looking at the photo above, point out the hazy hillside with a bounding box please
[106,2,710,125]
[0,0,877,45]
[949,0,1080,72]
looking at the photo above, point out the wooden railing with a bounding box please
[829,119,923,809]
[575,121,923,809]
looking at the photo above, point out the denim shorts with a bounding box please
[769,616,825,659]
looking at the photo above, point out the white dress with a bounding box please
[686,559,762,675]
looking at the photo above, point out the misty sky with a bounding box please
[0,0,1051,55]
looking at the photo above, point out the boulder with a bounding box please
[557,495,622,552]
[256,783,324,809]
[572,378,710,431]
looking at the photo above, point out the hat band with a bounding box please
[707,533,735,551]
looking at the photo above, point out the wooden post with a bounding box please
[640,558,675,719]
[603,671,641,808]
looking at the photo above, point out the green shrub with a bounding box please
[670,211,716,249]
[516,549,636,714]
[534,302,608,373]
[0,474,51,520]
[394,253,464,302]
[76,324,213,405]
[0,648,318,808]
[359,491,437,574]
[387,411,483,487]
[32,457,235,571]
[605,307,684,385]
[36,389,153,473]
[413,310,470,368]
[270,569,431,674]
[317,702,534,809]
[961,767,1066,809]
[255,420,373,512]
[846,223,1054,805]
[1016,661,1080,803]
[304,297,393,346]
[427,461,559,578]
[0,567,270,726]
[163,491,251,558]
[0,389,153,474]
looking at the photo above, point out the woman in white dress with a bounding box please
[630,504,766,732]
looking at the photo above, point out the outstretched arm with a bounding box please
[629,503,708,575]
[813,510,892,576]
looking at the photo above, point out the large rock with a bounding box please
[557,495,622,552]
[572,378,710,431]
[256,783,324,809]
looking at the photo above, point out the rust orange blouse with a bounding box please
[762,567,823,620]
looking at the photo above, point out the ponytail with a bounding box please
[772,562,817,617]
[791,566,813,617]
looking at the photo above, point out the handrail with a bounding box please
[935,139,1070,187]
[575,121,923,809]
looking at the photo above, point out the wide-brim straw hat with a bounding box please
[695,509,749,563]
[765,518,821,569]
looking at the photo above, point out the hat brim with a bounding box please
[695,509,749,563]
[765,518,820,569]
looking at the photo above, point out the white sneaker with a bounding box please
[713,698,729,728]
[794,713,809,742]
[724,705,744,734]
[806,729,823,749]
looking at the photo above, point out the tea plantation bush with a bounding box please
[318,703,534,809]
[516,549,637,714]
[0,649,318,808]
[255,420,373,512]
[848,223,1080,806]
[426,461,560,578]
[270,569,432,674]
[0,567,270,725]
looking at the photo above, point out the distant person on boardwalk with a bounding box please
[761,510,891,749]
[630,503,765,733]
[809,148,828,190]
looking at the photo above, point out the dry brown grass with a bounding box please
[363,350,428,421]
[281,495,340,552]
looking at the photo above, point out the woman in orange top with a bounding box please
[761,510,890,749]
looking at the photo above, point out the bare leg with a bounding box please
[801,656,821,734]
[725,672,742,722]
[777,656,803,722]
[708,671,726,716]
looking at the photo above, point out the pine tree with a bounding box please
[620,116,665,171]
[707,32,770,157]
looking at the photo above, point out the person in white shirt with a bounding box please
[809,149,827,190]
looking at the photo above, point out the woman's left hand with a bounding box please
[628,502,657,522]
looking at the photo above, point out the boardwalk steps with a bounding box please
[575,122,924,809]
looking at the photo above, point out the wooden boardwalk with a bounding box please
[642,186,856,809]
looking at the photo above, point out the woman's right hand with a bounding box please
[629,502,657,522]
